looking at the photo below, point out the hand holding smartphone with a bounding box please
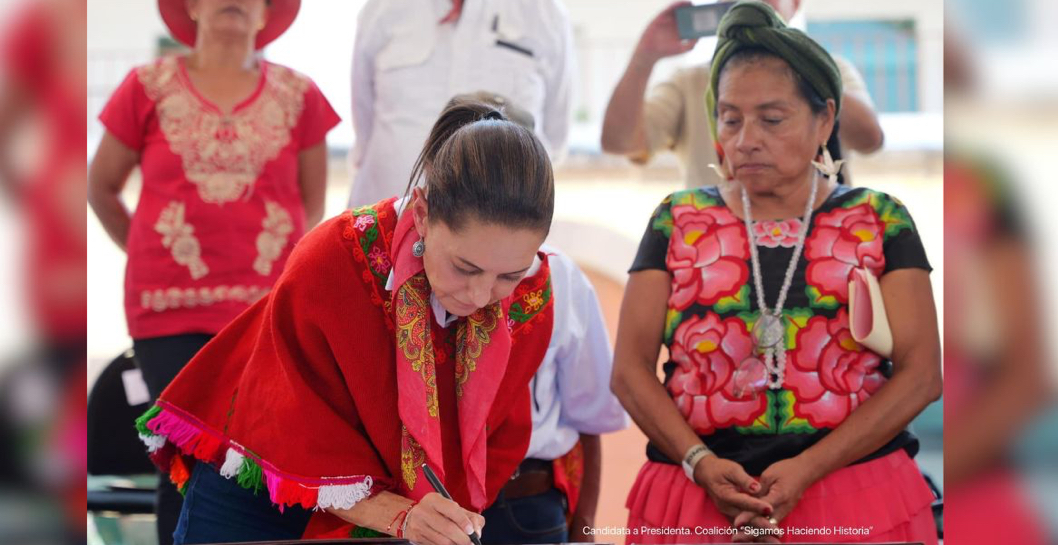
[675,2,735,39]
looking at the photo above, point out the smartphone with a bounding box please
[675,2,736,39]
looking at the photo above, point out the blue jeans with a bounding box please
[174,463,312,544]
[481,488,569,545]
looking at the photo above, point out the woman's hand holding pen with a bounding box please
[404,492,485,545]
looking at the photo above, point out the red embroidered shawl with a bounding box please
[137,198,554,518]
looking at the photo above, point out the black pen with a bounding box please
[421,463,484,545]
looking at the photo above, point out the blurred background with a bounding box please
[0,0,1050,543]
[943,0,1058,543]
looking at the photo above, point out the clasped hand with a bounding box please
[710,457,815,543]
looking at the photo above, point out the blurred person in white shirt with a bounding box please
[348,0,574,208]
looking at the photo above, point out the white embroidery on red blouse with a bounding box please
[253,201,294,276]
[137,56,310,205]
[154,201,209,280]
[139,285,270,313]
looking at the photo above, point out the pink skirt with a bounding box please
[625,450,937,544]
[945,466,1048,545]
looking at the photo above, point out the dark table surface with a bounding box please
[194,541,922,545]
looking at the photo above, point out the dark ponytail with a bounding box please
[404,96,554,234]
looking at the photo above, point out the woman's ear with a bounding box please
[819,97,837,145]
[411,187,429,239]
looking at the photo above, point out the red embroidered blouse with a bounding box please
[99,55,340,339]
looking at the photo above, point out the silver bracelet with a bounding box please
[681,443,714,482]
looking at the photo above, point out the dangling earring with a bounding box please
[811,144,844,183]
[412,239,425,257]
[707,161,736,191]
[708,162,733,181]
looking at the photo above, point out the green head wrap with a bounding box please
[705,1,842,144]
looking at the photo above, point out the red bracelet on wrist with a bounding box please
[390,499,419,538]
[387,510,407,536]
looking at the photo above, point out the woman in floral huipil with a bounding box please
[611,3,941,543]
[87,1,338,542]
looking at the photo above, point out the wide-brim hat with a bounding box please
[158,0,301,50]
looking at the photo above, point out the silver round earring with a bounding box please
[412,239,425,257]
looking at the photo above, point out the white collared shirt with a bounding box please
[526,245,629,460]
[348,0,575,207]
[384,270,460,328]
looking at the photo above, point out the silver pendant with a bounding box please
[733,356,768,399]
[752,314,785,349]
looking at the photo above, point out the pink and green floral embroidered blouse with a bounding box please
[630,185,932,474]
